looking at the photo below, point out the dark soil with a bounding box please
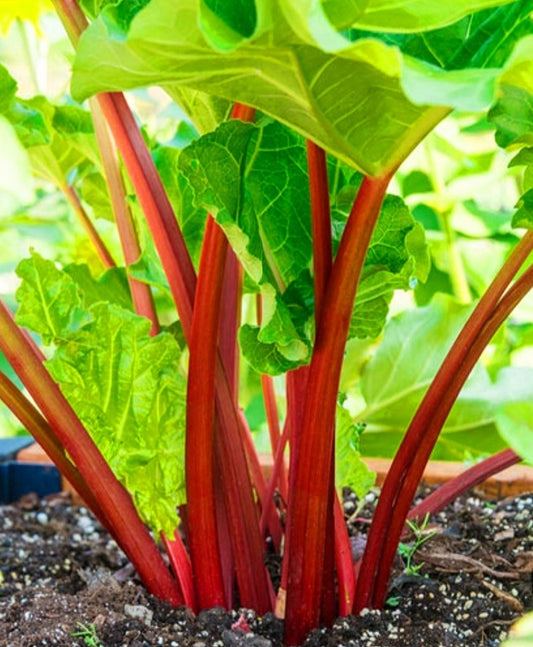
[1,487,532,646]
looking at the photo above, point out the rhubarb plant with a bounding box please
[0,1,533,645]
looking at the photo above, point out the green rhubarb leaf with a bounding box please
[63,263,133,310]
[355,294,531,460]
[153,145,208,267]
[15,252,85,345]
[239,324,301,375]
[487,81,533,228]
[0,64,17,112]
[321,0,520,32]
[335,405,375,498]
[351,3,533,112]
[168,87,232,134]
[384,4,533,71]
[200,0,258,50]
[15,251,185,536]
[349,271,401,339]
[489,85,533,148]
[46,303,186,536]
[510,147,533,191]
[179,118,313,373]
[79,172,114,222]
[334,190,430,339]
[180,118,427,370]
[68,0,427,175]
[0,64,101,187]
[80,0,151,24]
[71,0,533,175]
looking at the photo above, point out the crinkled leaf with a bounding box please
[334,191,430,339]
[396,3,533,69]
[71,0,533,175]
[349,271,399,339]
[361,3,533,111]
[487,76,533,228]
[63,263,133,310]
[23,98,100,185]
[15,252,185,536]
[46,303,186,536]
[239,324,302,375]
[335,405,375,498]
[356,294,529,460]
[15,252,84,344]
[179,119,313,373]
[180,118,427,369]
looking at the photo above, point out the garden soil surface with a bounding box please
[1,486,532,647]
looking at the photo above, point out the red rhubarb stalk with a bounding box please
[260,418,291,538]
[307,141,338,626]
[307,140,332,316]
[408,448,520,522]
[161,532,197,611]
[261,374,288,499]
[284,173,392,646]
[185,215,229,608]
[95,91,196,328]
[55,1,272,613]
[89,97,160,335]
[256,294,288,501]
[62,183,116,269]
[238,408,283,551]
[53,1,196,329]
[219,250,243,399]
[335,495,356,615]
[405,266,533,522]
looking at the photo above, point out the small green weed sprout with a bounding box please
[71,622,104,647]
[398,514,436,576]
